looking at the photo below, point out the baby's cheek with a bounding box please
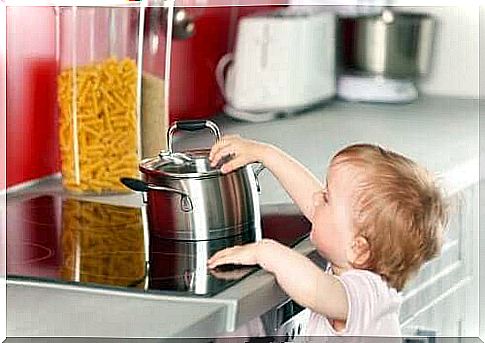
[314,229,332,249]
[309,226,322,247]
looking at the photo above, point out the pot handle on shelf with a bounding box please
[120,177,193,212]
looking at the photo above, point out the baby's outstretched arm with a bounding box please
[209,135,323,220]
[207,239,348,321]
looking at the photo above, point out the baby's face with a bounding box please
[310,162,360,268]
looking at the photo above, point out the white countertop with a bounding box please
[6,96,480,338]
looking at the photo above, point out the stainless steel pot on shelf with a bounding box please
[122,120,263,241]
[339,9,436,78]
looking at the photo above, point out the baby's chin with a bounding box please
[309,230,321,251]
[308,232,330,259]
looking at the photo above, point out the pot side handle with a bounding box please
[120,177,193,212]
[252,163,266,193]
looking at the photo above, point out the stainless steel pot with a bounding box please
[339,9,436,78]
[122,120,263,241]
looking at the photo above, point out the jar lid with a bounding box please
[140,149,223,179]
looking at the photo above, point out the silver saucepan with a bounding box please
[121,120,263,241]
[339,9,436,78]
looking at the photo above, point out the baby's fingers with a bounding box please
[207,255,236,269]
[219,157,249,174]
[210,145,237,167]
[209,140,231,161]
[208,247,237,264]
[209,135,239,161]
[207,252,240,269]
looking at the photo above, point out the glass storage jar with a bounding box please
[57,5,144,194]
[141,2,170,158]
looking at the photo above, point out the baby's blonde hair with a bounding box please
[331,144,448,291]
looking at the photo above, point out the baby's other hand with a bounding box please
[207,242,262,269]
[209,135,268,174]
[209,266,254,280]
[207,239,278,269]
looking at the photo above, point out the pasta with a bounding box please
[60,199,146,288]
[57,57,139,194]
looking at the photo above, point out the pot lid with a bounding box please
[140,149,224,178]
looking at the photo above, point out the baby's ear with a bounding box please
[352,236,371,268]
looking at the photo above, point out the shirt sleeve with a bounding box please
[336,269,394,335]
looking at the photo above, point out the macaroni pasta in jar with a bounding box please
[57,6,143,194]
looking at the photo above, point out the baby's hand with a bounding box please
[209,266,254,280]
[207,241,264,269]
[209,135,268,174]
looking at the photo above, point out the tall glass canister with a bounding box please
[141,1,170,158]
[57,5,143,194]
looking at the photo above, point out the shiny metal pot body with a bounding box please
[339,10,435,78]
[125,120,263,241]
[148,230,257,295]
[141,162,261,240]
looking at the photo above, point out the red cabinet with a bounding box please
[6,7,59,188]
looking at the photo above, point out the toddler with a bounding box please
[207,136,448,337]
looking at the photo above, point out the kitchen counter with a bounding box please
[6,96,480,338]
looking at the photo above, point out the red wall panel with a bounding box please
[6,7,59,188]
[1,5,6,190]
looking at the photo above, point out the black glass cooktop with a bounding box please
[6,195,311,297]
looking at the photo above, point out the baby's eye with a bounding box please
[314,189,329,206]
[313,191,325,207]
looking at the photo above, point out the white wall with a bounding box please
[394,6,479,98]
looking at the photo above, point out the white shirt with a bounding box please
[305,269,402,337]
[217,269,402,341]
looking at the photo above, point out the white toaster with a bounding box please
[217,7,336,121]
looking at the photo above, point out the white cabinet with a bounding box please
[400,183,479,338]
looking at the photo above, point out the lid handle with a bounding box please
[176,120,209,131]
[167,120,222,154]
